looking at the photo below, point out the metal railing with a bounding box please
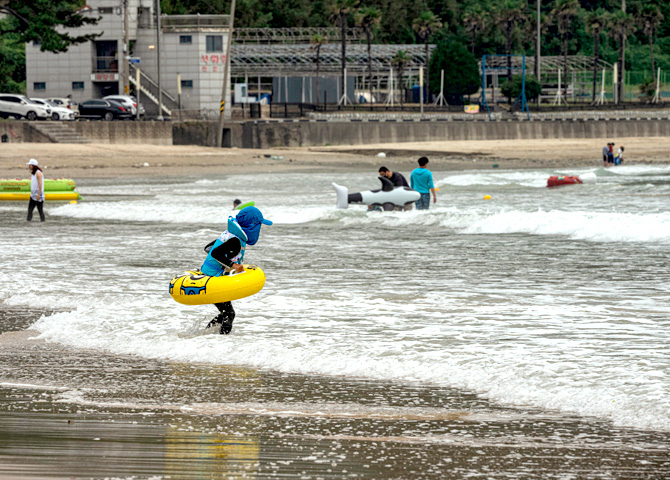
[161,14,231,31]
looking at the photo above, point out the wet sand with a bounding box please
[2,307,670,479]
[1,136,669,179]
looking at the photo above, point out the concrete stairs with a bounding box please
[29,122,91,143]
[129,64,175,118]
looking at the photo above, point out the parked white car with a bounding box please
[46,97,79,114]
[103,95,145,118]
[31,98,77,121]
[0,94,51,120]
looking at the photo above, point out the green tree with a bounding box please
[310,33,327,103]
[326,0,357,103]
[585,9,609,102]
[500,73,542,101]
[639,5,664,77]
[429,38,479,103]
[463,5,487,55]
[609,10,636,103]
[413,11,442,97]
[355,7,381,103]
[391,50,411,105]
[0,0,99,53]
[494,0,527,83]
[0,17,25,93]
[551,0,581,87]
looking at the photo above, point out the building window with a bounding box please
[72,81,85,90]
[98,7,113,14]
[181,80,193,89]
[206,35,223,52]
[34,82,46,91]
[179,35,192,45]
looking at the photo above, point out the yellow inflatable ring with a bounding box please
[169,264,266,305]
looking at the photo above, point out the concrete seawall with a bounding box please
[236,118,670,149]
[0,120,172,145]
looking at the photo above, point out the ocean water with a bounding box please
[2,164,670,435]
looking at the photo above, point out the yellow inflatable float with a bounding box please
[169,264,266,305]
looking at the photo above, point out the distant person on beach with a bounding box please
[233,199,241,210]
[378,166,409,187]
[410,157,437,210]
[615,146,624,165]
[26,159,45,222]
[608,143,615,166]
[603,143,610,167]
[201,206,272,334]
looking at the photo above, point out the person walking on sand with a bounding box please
[201,206,272,334]
[410,157,437,210]
[26,159,45,222]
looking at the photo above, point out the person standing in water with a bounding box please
[410,157,437,210]
[233,199,241,210]
[201,206,272,334]
[26,159,45,222]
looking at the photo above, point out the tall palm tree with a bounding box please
[310,34,327,104]
[412,11,442,96]
[585,9,609,103]
[494,0,526,83]
[639,5,664,77]
[355,7,381,103]
[609,10,636,104]
[463,6,487,55]
[327,0,357,103]
[391,50,411,105]
[551,0,581,93]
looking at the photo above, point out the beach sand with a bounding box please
[1,136,669,179]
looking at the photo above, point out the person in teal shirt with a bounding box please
[410,157,437,210]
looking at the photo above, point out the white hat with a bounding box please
[27,159,38,166]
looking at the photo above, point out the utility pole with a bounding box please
[156,0,164,120]
[123,0,129,95]
[620,0,626,104]
[216,0,236,147]
[535,0,542,80]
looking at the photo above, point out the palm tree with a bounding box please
[412,11,442,97]
[639,6,664,77]
[609,10,636,104]
[355,7,381,103]
[310,34,327,104]
[551,0,581,93]
[463,6,487,56]
[494,0,526,83]
[391,50,411,105]
[327,0,357,103]
[585,9,609,103]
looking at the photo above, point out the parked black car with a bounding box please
[78,99,133,121]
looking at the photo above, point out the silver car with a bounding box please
[103,95,145,118]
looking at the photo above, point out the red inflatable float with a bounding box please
[547,175,583,188]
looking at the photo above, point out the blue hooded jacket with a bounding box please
[410,167,435,194]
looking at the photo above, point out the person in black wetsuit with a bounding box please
[200,206,272,334]
[378,166,409,187]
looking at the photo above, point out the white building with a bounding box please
[26,1,231,117]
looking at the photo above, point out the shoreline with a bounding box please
[1,136,669,179]
[2,317,670,479]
